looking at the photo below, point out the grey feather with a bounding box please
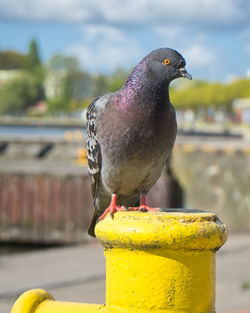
[86,47,191,237]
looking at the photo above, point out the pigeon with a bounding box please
[86,47,192,237]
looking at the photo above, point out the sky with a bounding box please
[0,0,250,82]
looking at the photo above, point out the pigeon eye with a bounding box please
[163,58,170,65]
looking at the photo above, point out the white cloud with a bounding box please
[240,29,250,55]
[0,0,249,30]
[181,43,221,80]
[154,26,187,48]
[155,27,217,69]
[152,26,223,80]
[106,0,247,29]
[0,0,248,80]
[66,25,219,77]
[81,25,126,44]
[183,44,216,68]
[246,68,250,78]
[0,0,93,23]
[244,42,250,55]
[66,25,142,72]
[226,74,240,83]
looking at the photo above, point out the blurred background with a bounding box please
[0,0,250,312]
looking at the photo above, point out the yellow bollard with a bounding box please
[96,210,227,313]
[11,209,227,313]
[11,289,104,313]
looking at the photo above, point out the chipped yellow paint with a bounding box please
[96,211,227,313]
[11,210,227,313]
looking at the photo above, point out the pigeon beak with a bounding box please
[179,67,192,80]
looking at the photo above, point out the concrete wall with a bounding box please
[172,146,250,232]
[0,172,93,244]
[0,131,249,243]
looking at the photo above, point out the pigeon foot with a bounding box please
[97,194,124,222]
[128,194,160,212]
[128,205,160,212]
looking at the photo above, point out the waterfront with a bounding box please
[0,125,83,138]
[0,119,250,244]
[1,234,250,312]
[0,119,250,312]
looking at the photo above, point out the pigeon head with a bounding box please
[144,48,192,83]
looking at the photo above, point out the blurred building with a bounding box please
[43,71,65,99]
[233,98,250,124]
[0,67,65,101]
[0,70,20,87]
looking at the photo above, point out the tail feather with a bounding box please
[88,211,99,237]
[88,195,140,237]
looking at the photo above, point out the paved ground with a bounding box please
[0,234,250,313]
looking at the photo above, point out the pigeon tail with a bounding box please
[88,211,99,237]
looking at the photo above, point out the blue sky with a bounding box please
[0,0,250,82]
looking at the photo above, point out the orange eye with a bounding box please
[163,58,170,65]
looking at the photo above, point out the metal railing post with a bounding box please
[11,210,227,313]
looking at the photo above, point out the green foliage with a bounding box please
[68,98,92,111]
[1,43,250,116]
[46,54,95,113]
[92,74,109,96]
[65,71,93,100]
[170,78,250,112]
[0,50,26,69]
[47,97,68,114]
[108,68,129,92]
[0,39,41,72]
[0,40,45,115]
[0,72,44,114]
[227,79,250,101]
[46,56,250,114]
[23,39,41,71]
[48,54,80,73]
[46,54,128,113]
[45,66,128,114]
[85,68,128,101]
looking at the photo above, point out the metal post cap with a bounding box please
[95,209,228,251]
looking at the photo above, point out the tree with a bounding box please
[48,54,80,73]
[92,74,109,97]
[0,50,26,69]
[0,72,44,115]
[46,54,96,113]
[108,68,129,92]
[24,39,41,71]
[66,71,93,100]
[170,80,231,112]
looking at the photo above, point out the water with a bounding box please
[0,125,83,139]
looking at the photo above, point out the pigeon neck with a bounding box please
[119,63,170,111]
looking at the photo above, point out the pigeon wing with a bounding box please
[86,95,108,201]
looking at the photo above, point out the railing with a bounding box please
[11,209,227,313]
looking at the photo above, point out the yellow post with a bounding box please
[11,210,227,313]
[11,289,104,313]
[96,210,227,313]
